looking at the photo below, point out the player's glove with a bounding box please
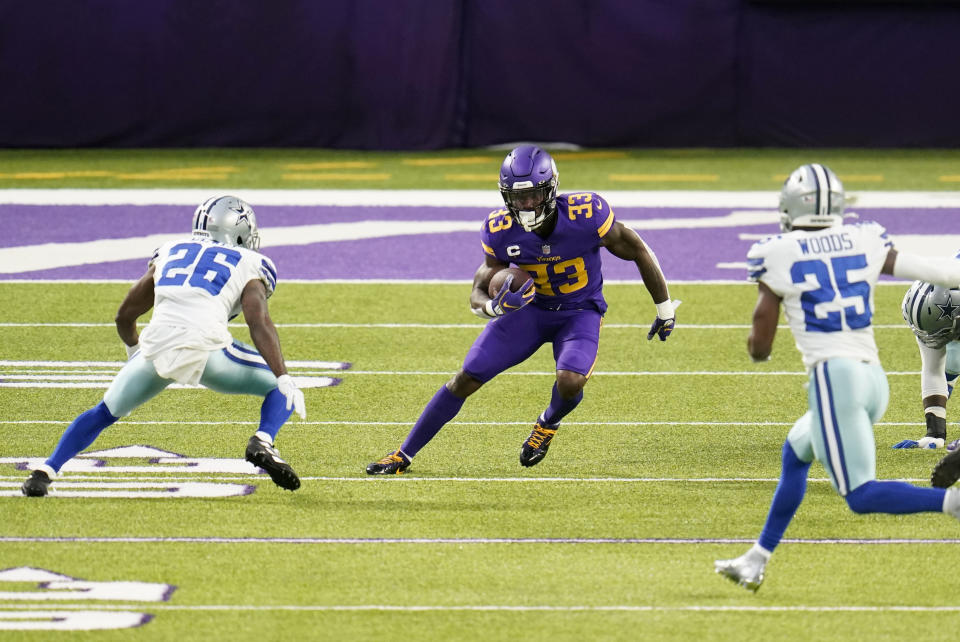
[647,299,681,341]
[892,436,945,449]
[276,374,307,420]
[485,276,535,317]
[124,342,139,360]
[895,413,948,448]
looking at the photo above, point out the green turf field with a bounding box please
[3,148,960,639]
[2,280,958,641]
[0,147,959,190]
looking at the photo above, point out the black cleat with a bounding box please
[366,450,410,475]
[21,470,52,497]
[520,423,558,467]
[932,448,960,488]
[245,436,300,491]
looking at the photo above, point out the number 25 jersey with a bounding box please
[746,221,893,369]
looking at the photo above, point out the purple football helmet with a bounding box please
[498,145,559,232]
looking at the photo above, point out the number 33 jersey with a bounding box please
[480,192,616,313]
[747,221,893,369]
[139,237,278,374]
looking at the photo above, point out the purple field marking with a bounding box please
[4,204,960,281]
[1,536,957,544]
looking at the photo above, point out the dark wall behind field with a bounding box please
[2,1,958,149]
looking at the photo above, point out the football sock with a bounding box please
[947,371,958,398]
[258,388,293,441]
[540,382,583,426]
[757,441,811,553]
[845,480,946,514]
[45,401,118,473]
[924,410,947,440]
[400,385,465,458]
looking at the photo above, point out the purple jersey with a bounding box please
[480,191,615,314]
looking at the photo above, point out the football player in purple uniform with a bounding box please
[366,145,676,475]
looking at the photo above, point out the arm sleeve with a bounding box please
[592,194,616,238]
[480,213,507,261]
[258,256,278,297]
[893,252,960,289]
[918,336,949,399]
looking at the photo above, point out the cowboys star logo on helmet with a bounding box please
[192,195,261,250]
[902,281,960,349]
[778,163,845,232]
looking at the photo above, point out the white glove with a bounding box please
[918,436,945,449]
[276,374,306,420]
[125,342,139,360]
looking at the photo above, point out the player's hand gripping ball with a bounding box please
[487,267,535,316]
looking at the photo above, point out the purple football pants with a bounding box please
[462,305,603,382]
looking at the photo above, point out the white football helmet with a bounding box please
[779,163,845,232]
[902,280,960,348]
[192,195,260,250]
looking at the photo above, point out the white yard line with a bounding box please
[0,322,918,329]
[0,420,926,426]
[3,603,960,613]
[2,188,960,208]
[0,536,956,545]
[0,475,921,484]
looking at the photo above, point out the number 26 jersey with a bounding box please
[746,221,893,369]
[143,236,277,351]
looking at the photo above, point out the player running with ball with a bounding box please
[366,145,676,475]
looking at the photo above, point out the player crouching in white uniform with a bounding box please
[21,196,306,497]
[714,164,960,592]
[895,281,960,450]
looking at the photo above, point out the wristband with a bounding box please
[655,299,674,320]
[472,301,497,319]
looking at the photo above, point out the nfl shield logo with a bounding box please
[541,244,551,255]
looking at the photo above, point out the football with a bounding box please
[488,267,532,298]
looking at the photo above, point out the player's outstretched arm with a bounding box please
[884,248,960,288]
[241,279,287,377]
[601,221,670,302]
[601,221,677,340]
[115,265,156,353]
[241,279,305,418]
[748,282,780,362]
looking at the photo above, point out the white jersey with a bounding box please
[747,222,893,369]
[138,236,277,383]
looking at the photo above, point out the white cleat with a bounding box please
[942,487,960,520]
[714,550,767,592]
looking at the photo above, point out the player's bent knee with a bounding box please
[844,481,880,514]
[447,370,483,398]
[556,370,587,398]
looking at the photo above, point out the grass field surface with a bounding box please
[2,280,958,641]
[2,148,960,640]
[0,147,959,190]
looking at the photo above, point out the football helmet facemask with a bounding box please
[499,145,559,232]
[192,195,260,250]
[779,163,845,232]
[902,280,960,349]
